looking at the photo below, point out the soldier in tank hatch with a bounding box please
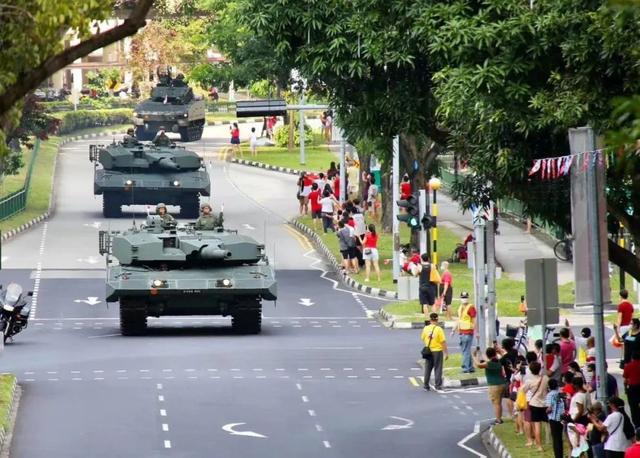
[123,128,139,147]
[153,127,171,147]
[155,203,176,228]
[195,203,223,230]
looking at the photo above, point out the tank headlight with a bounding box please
[151,279,165,288]
[183,113,188,118]
[217,278,232,288]
[172,180,180,187]
[125,179,134,186]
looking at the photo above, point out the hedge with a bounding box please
[55,109,133,135]
[43,97,136,112]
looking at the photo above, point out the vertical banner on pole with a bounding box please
[418,190,427,255]
[486,216,497,345]
[392,136,400,282]
[472,206,487,351]
[298,93,306,165]
[339,139,346,203]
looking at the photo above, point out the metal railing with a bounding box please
[0,139,40,221]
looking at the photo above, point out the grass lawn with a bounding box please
[0,374,15,432]
[248,132,337,172]
[0,124,129,234]
[493,419,570,457]
[0,147,36,198]
[206,112,239,123]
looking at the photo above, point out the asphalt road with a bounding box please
[1,125,493,457]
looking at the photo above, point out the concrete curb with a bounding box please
[1,127,125,243]
[232,158,304,175]
[289,219,397,300]
[376,308,423,329]
[443,375,488,388]
[483,426,513,458]
[0,377,18,455]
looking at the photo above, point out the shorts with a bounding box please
[362,247,379,261]
[439,284,453,305]
[311,210,322,219]
[230,137,240,145]
[528,405,548,422]
[340,247,357,260]
[419,286,436,306]
[488,385,504,405]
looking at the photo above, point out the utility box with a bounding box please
[397,276,420,301]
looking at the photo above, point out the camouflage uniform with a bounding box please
[195,204,223,230]
[153,131,171,147]
[155,203,176,228]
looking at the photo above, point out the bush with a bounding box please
[56,109,132,135]
[42,97,136,112]
[273,123,314,147]
[205,101,236,113]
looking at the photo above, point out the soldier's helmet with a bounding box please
[200,202,212,212]
[127,128,134,135]
[156,203,167,212]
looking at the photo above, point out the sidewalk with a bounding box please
[437,191,575,285]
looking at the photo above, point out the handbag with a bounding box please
[364,248,372,255]
[429,266,441,283]
[421,326,437,359]
[516,389,528,411]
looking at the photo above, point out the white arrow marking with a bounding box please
[298,298,314,307]
[83,222,102,229]
[74,297,101,306]
[77,256,100,264]
[381,416,414,431]
[222,423,267,439]
[242,224,256,230]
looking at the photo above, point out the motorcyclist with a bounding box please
[195,203,223,230]
[155,203,176,228]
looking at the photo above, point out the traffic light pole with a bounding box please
[418,190,427,255]
[392,136,400,282]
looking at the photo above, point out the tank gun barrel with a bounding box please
[157,157,179,170]
[199,246,229,260]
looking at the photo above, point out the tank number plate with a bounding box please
[183,290,201,294]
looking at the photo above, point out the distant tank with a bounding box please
[99,215,277,335]
[89,140,210,218]
[132,73,205,142]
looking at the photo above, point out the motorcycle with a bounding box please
[0,283,32,343]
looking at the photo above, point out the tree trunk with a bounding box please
[0,0,154,118]
[609,239,640,281]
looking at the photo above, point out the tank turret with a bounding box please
[99,216,277,336]
[89,142,210,218]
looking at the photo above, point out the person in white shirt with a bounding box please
[589,397,632,457]
[319,190,338,233]
[249,127,258,157]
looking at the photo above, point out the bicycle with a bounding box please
[554,237,573,262]
[507,319,561,356]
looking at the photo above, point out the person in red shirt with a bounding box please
[230,123,241,156]
[400,174,411,200]
[559,327,576,373]
[333,174,341,200]
[359,224,380,282]
[626,428,640,458]
[307,183,322,229]
[618,289,635,335]
[624,351,640,428]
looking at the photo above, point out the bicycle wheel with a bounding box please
[554,240,571,262]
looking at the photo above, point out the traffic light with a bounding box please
[422,213,436,230]
[397,193,420,230]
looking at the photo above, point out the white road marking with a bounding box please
[301,396,309,403]
[74,297,101,306]
[381,416,414,431]
[315,424,323,432]
[157,383,163,390]
[457,421,488,458]
[222,423,268,439]
[308,410,316,417]
[296,383,302,390]
[158,395,165,402]
[323,441,331,448]
[162,424,169,432]
[160,409,167,416]
[164,440,171,449]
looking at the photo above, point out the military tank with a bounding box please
[89,140,210,218]
[132,73,205,142]
[99,215,277,335]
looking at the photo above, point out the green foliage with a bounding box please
[249,80,276,98]
[56,109,132,135]
[42,97,136,112]
[273,124,313,147]
[188,63,235,91]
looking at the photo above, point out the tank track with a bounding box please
[103,192,123,218]
[232,301,262,334]
[179,122,204,142]
[119,298,147,336]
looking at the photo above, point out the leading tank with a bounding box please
[89,141,210,218]
[99,215,277,336]
[132,73,205,142]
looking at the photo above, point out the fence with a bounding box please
[0,139,40,221]
[439,167,564,240]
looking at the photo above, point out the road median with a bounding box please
[0,374,19,455]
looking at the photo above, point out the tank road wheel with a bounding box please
[119,298,147,336]
[232,301,262,334]
[180,195,200,219]
[103,192,123,218]
[135,126,155,141]
[179,122,204,142]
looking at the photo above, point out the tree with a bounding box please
[242,0,447,232]
[429,0,640,279]
[0,0,153,160]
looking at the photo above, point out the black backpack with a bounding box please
[623,411,635,440]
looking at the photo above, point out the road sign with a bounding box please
[525,258,560,326]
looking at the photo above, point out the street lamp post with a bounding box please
[428,177,442,265]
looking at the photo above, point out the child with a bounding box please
[249,127,258,157]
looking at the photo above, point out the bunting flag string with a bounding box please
[528,149,605,180]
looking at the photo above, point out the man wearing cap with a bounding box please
[123,128,139,146]
[153,127,171,146]
[451,291,477,373]
[195,203,223,230]
[155,203,176,228]
[421,312,448,391]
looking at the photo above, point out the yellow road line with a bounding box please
[408,377,419,387]
[283,224,313,251]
